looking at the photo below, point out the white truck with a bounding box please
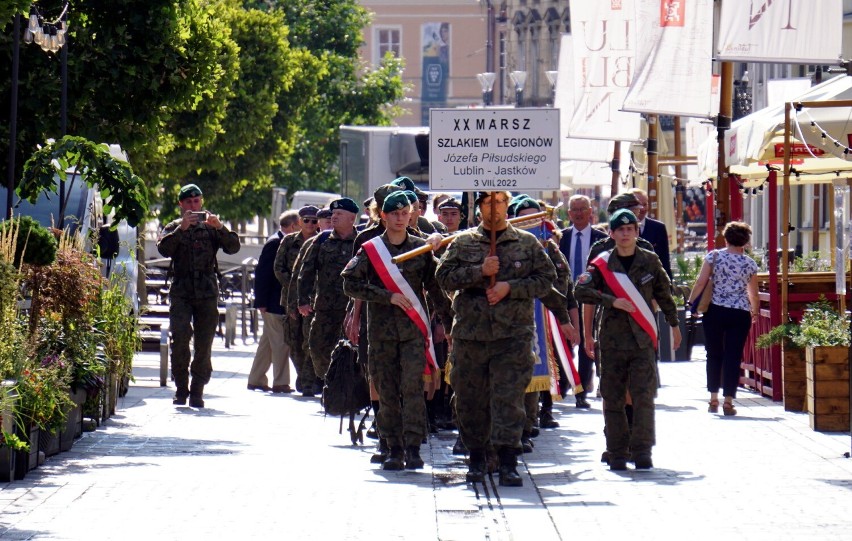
[338,126,430,207]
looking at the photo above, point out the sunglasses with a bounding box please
[302,218,318,224]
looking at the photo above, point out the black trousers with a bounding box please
[702,303,751,398]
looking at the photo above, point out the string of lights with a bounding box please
[795,107,852,158]
[22,3,70,54]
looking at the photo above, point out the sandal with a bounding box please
[708,399,719,413]
[722,402,737,416]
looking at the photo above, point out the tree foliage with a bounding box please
[1,0,406,224]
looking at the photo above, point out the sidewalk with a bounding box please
[1,337,851,540]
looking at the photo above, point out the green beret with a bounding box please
[391,176,425,195]
[382,191,412,213]
[606,192,640,215]
[373,184,398,206]
[509,196,540,217]
[329,197,359,214]
[178,183,203,200]
[609,208,638,231]
[401,190,418,204]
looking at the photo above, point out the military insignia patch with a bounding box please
[577,272,593,285]
[640,273,654,285]
[344,257,359,272]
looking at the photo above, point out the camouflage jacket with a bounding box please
[435,223,556,341]
[539,238,577,324]
[574,246,678,351]
[157,220,240,299]
[274,231,315,309]
[342,232,452,343]
[297,228,356,312]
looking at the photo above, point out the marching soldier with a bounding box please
[436,191,556,487]
[574,209,681,471]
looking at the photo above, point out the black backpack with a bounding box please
[322,339,371,444]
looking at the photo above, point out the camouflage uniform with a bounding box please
[574,246,678,462]
[274,230,315,389]
[435,223,556,454]
[297,228,356,380]
[342,232,452,449]
[157,220,240,397]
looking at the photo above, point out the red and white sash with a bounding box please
[589,251,658,349]
[546,310,583,395]
[362,237,438,374]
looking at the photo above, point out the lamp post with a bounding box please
[545,70,558,107]
[509,70,527,107]
[477,72,496,106]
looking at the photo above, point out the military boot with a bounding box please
[188,380,205,408]
[172,377,189,405]
[539,409,560,429]
[405,445,425,470]
[382,446,405,471]
[370,438,389,464]
[497,447,523,487]
[451,435,467,455]
[466,449,486,483]
[521,431,535,453]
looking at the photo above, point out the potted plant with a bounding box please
[755,321,807,412]
[757,297,850,427]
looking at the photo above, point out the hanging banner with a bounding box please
[565,2,642,142]
[420,22,451,125]
[717,0,842,64]
[622,0,714,117]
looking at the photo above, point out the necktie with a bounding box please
[573,231,582,281]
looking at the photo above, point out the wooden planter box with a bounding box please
[806,345,850,432]
[60,389,87,451]
[0,445,15,482]
[14,424,39,480]
[782,346,807,412]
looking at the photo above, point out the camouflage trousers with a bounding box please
[368,337,427,448]
[308,309,346,380]
[285,312,316,386]
[169,295,219,387]
[599,347,658,459]
[450,337,534,452]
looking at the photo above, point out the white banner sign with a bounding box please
[565,1,642,142]
[622,0,714,117]
[717,0,842,63]
[429,108,560,191]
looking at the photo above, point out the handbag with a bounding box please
[691,254,714,314]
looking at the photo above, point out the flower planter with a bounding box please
[782,346,807,412]
[14,423,39,480]
[60,389,87,451]
[39,429,60,457]
[0,445,15,482]
[805,345,850,432]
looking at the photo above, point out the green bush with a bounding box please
[0,216,57,267]
[756,297,850,349]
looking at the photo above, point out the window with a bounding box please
[374,27,401,62]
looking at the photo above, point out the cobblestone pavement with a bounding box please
[2,338,851,540]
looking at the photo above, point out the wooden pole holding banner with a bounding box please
[391,207,560,264]
[647,114,659,219]
[673,116,686,253]
[610,141,621,196]
[715,62,734,249]
[489,192,497,287]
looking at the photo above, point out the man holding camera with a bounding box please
[157,183,240,408]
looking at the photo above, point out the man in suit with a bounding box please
[628,188,672,279]
[559,195,606,409]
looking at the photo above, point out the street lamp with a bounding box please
[477,72,496,106]
[733,70,752,121]
[6,3,70,221]
[509,70,527,107]
[545,70,558,106]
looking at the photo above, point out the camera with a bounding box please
[191,211,208,220]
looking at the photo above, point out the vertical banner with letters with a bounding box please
[717,0,842,63]
[622,0,714,117]
[566,0,642,142]
[421,22,450,125]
